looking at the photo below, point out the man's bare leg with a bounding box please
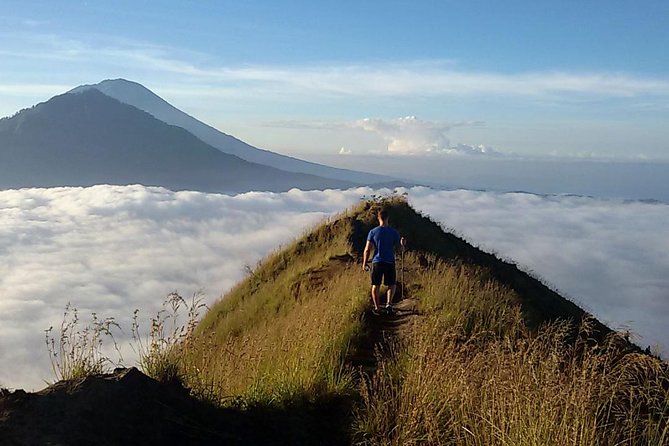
[371,285,380,310]
[386,284,396,306]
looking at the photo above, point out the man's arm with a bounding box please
[362,240,373,270]
[395,229,406,250]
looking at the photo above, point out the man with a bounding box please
[362,208,406,314]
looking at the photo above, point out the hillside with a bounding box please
[69,79,395,185]
[0,89,353,193]
[1,198,667,445]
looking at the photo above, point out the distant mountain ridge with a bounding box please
[0,89,354,192]
[70,79,393,185]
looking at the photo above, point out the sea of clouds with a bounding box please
[1,185,668,390]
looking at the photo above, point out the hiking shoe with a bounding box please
[385,305,395,315]
[372,308,381,316]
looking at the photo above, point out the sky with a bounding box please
[1,185,668,390]
[1,0,669,160]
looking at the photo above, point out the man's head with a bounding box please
[377,209,389,224]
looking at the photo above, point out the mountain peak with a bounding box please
[0,85,353,192]
[69,78,168,112]
[70,78,150,93]
[67,79,395,185]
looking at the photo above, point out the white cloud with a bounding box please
[159,63,669,99]
[445,143,501,156]
[351,116,500,156]
[0,83,73,98]
[1,185,668,390]
[353,116,451,154]
[22,19,50,28]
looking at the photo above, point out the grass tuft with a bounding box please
[131,292,206,384]
[44,303,122,382]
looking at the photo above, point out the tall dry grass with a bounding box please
[182,265,368,406]
[44,303,122,382]
[181,206,372,407]
[131,292,206,384]
[354,257,669,445]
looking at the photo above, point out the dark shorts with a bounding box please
[371,262,396,286]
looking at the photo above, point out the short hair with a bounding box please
[377,209,389,221]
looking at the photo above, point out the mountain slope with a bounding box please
[69,79,394,184]
[1,198,666,445]
[0,89,354,192]
[186,197,667,444]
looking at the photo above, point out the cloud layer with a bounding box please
[0,185,363,389]
[1,185,668,389]
[409,189,669,353]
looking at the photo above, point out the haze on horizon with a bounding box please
[1,0,668,165]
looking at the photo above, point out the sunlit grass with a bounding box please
[183,269,367,406]
[131,291,206,384]
[182,203,374,406]
[353,257,669,446]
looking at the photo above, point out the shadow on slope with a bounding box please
[0,367,352,446]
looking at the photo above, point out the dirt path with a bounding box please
[294,251,418,378]
[347,286,419,376]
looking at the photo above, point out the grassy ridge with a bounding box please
[165,196,668,444]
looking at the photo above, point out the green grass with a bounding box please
[131,292,206,384]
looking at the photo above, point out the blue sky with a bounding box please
[1,0,669,159]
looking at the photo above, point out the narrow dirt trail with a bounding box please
[294,252,418,377]
[347,284,419,376]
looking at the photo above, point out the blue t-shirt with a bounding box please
[367,226,400,264]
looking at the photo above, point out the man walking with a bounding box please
[362,208,406,314]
